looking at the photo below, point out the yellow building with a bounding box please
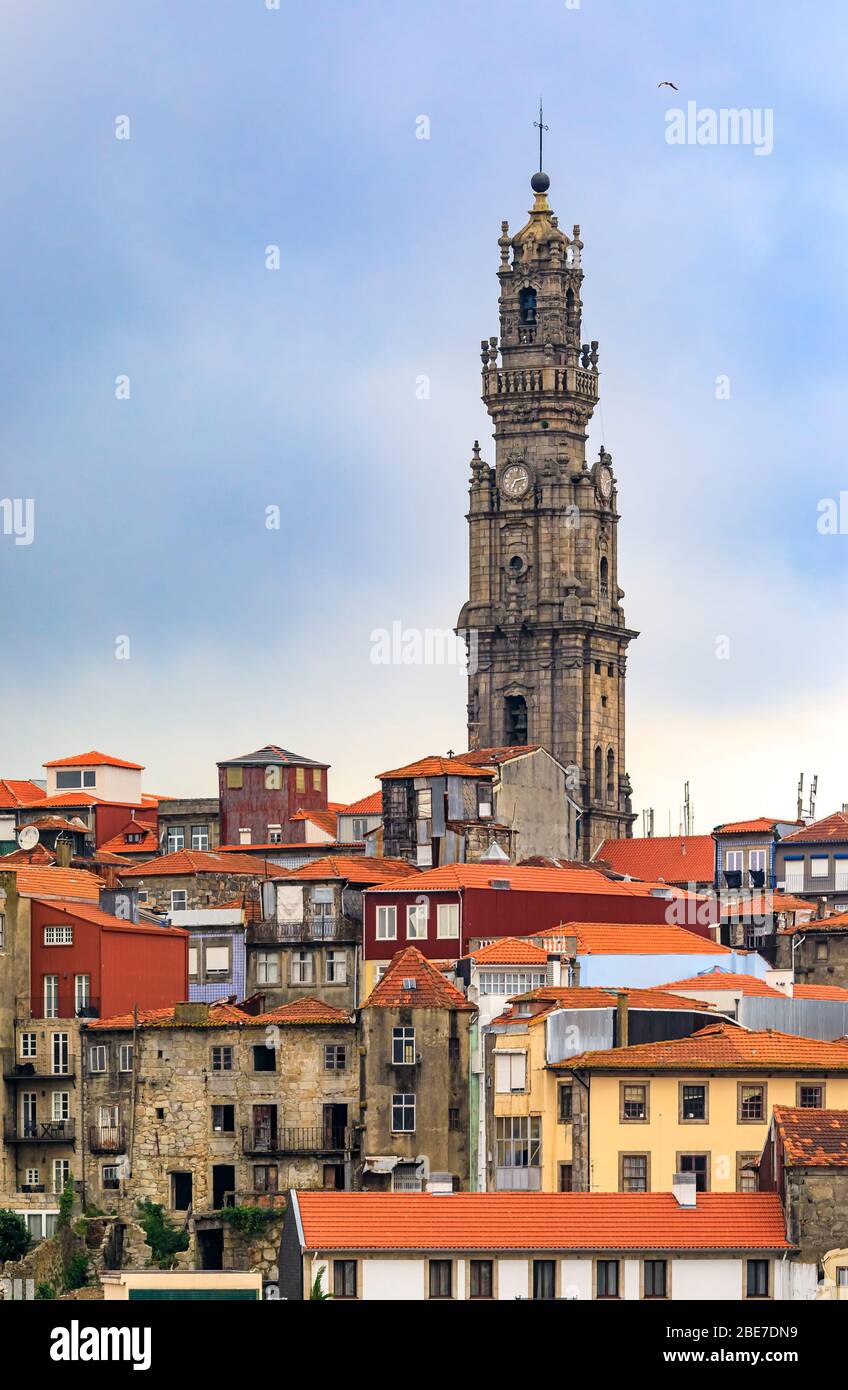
[556,1021,848,1194]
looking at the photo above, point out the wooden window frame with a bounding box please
[619,1080,649,1123]
[737,1081,768,1124]
[678,1080,709,1124]
[618,1151,650,1193]
[796,1082,826,1109]
[675,1151,711,1192]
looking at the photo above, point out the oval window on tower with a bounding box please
[519,287,537,324]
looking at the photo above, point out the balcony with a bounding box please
[246,917,358,945]
[241,1125,353,1156]
[4,1119,76,1144]
[88,1125,127,1153]
[2,1056,77,1083]
[495,1166,542,1192]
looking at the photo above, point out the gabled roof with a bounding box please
[251,998,354,1026]
[362,946,476,1011]
[554,1021,848,1072]
[541,922,730,956]
[291,1191,792,1252]
[492,985,717,1025]
[86,1003,249,1031]
[0,779,46,808]
[99,819,159,856]
[44,750,144,770]
[340,791,382,816]
[781,812,848,844]
[276,856,417,885]
[378,756,494,781]
[656,968,785,999]
[1,844,57,866]
[2,866,105,900]
[30,898,187,937]
[594,835,715,885]
[217,745,328,768]
[781,911,848,937]
[290,809,338,837]
[772,1106,848,1166]
[119,849,282,879]
[22,791,101,809]
[365,863,671,896]
[467,937,550,965]
[714,817,801,836]
[459,745,544,766]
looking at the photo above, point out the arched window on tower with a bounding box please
[505,695,528,747]
[599,556,609,600]
[519,287,537,325]
[606,749,616,804]
[594,746,603,801]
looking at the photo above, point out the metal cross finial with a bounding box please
[533,98,548,173]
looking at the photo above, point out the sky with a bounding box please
[1,0,847,832]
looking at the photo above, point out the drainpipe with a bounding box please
[128,1004,139,1181]
[616,991,629,1048]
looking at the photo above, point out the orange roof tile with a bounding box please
[772,1106,848,1166]
[555,1021,848,1072]
[468,937,550,965]
[99,819,159,856]
[657,969,785,998]
[252,997,354,1026]
[44,750,144,770]
[721,892,814,917]
[792,982,848,1001]
[459,745,544,765]
[715,818,801,836]
[30,898,187,936]
[0,779,46,808]
[119,849,282,879]
[365,863,668,896]
[595,835,715,885]
[539,922,729,955]
[22,791,102,808]
[1,844,57,866]
[378,756,494,781]
[781,911,848,937]
[86,1003,248,1030]
[492,986,717,1025]
[340,791,382,816]
[292,1190,791,1252]
[277,855,417,885]
[781,812,848,844]
[2,866,105,900]
[363,946,476,1010]
[290,809,339,836]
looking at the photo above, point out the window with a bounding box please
[810,856,829,879]
[325,1045,347,1071]
[392,1027,416,1065]
[620,1154,649,1192]
[519,286,537,324]
[102,1165,120,1190]
[644,1259,667,1299]
[495,1116,541,1181]
[51,1033,69,1075]
[264,765,282,790]
[170,889,188,912]
[211,1046,233,1072]
[505,694,528,745]
[188,946,199,979]
[191,825,209,851]
[267,825,282,843]
[25,1211,58,1241]
[725,850,744,873]
[749,849,766,873]
[599,555,609,598]
[559,1163,573,1192]
[325,950,347,985]
[351,818,369,840]
[532,1260,556,1300]
[25,1168,40,1187]
[678,1154,709,1192]
[478,783,493,818]
[226,767,243,789]
[253,1044,276,1073]
[239,828,251,845]
[816,939,830,961]
[89,1045,106,1073]
[253,1165,278,1193]
[312,768,322,791]
[436,903,459,939]
[448,1107,461,1130]
[606,748,615,803]
[52,1159,70,1194]
[74,975,90,1012]
[295,768,306,793]
[621,1083,648,1121]
[376,905,397,940]
[391,1093,416,1132]
[494,1051,527,1094]
[256,950,279,985]
[43,925,73,945]
[797,1084,825,1109]
[406,902,428,939]
[737,1153,760,1192]
[291,951,314,985]
[428,1260,452,1299]
[205,944,230,978]
[333,1260,357,1299]
[415,788,432,820]
[738,1083,766,1122]
[52,1092,70,1122]
[558,1084,573,1122]
[137,890,148,903]
[680,1083,707,1122]
[836,1267,848,1288]
[167,827,185,853]
[211,1104,235,1133]
[20,1033,36,1059]
[593,745,603,799]
[479,969,547,995]
[119,1044,133,1072]
[469,1259,493,1299]
[596,1259,620,1299]
[746,1259,770,1299]
[56,770,96,789]
[448,1035,459,1063]
[43,976,59,1018]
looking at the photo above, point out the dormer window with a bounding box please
[519,287,537,324]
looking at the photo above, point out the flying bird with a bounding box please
[658,80,679,91]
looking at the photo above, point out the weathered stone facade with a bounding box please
[777,924,848,988]
[245,878,361,1012]
[457,173,637,858]
[119,868,265,914]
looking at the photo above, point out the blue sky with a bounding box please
[1,0,847,830]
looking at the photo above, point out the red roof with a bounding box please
[290,810,339,836]
[119,849,282,879]
[781,812,848,844]
[378,756,494,781]
[292,1191,791,1252]
[86,1003,249,1030]
[363,946,476,1011]
[657,969,785,999]
[0,779,46,808]
[44,750,144,770]
[1,844,57,866]
[22,791,101,808]
[792,982,848,1001]
[340,791,382,816]
[468,937,550,965]
[540,922,729,956]
[30,898,187,937]
[715,818,801,836]
[782,911,848,937]
[555,1021,848,1072]
[364,862,670,896]
[277,856,417,885]
[251,998,353,1026]
[595,835,715,885]
[459,745,544,765]
[99,819,158,856]
[4,866,105,900]
[772,1106,848,1166]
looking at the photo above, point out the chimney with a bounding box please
[55,838,72,868]
[547,953,562,987]
[672,1172,697,1208]
[174,1002,209,1026]
[616,990,629,1048]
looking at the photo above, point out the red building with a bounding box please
[217,744,330,848]
[29,895,188,1020]
[363,862,711,964]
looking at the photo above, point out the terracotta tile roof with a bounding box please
[365,863,667,896]
[594,835,715,885]
[251,997,354,1026]
[459,745,544,765]
[657,969,786,999]
[22,791,101,808]
[468,937,550,965]
[722,892,814,917]
[340,791,382,816]
[781,812,848,844]
[29,815,88,832]
[31,897,187,936]
[792,982,848,1001]
[554,1021,848,1072]
[217,894,263,923]
[1,844,57,866]
[772,1106,848,1166]
[781,911,848,937]
[362,946,476,1010]
[715,818,801,836]
[216,841,365,853]
[44,750,144,770]
[492,986,717,1025]
[292,1190,791,1252]
[290,810,338,836]
[276,855,417,885]
[86,1002,249,1030]
[378,756,494,781]
[539,922,730,956]
[217,745,327,768]
[119,849,283,879]
[99,819,159,856]
[2,866,105,900]
[0,779,46,808]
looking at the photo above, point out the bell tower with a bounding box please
[457,168,638,857]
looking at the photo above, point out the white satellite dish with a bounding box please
[17,825,40,851]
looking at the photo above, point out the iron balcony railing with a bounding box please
[246,917,358,945]
[241,1125,352,1155]
[4,1119,76,1144]
[2,1052,77,1082]
[88,1125,127,1153]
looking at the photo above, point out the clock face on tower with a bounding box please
[598,464,613,500]
[501,463,531,499]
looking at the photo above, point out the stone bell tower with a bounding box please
[456,169,638,857]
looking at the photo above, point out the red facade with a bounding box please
[218,763,328,845]
[30,899,188,1019]
[93,801,158,848]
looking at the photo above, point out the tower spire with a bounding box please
[533,98,548,174]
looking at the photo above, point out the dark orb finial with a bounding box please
[531,170,550,194]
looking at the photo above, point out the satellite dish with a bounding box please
[17,825,40,851]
